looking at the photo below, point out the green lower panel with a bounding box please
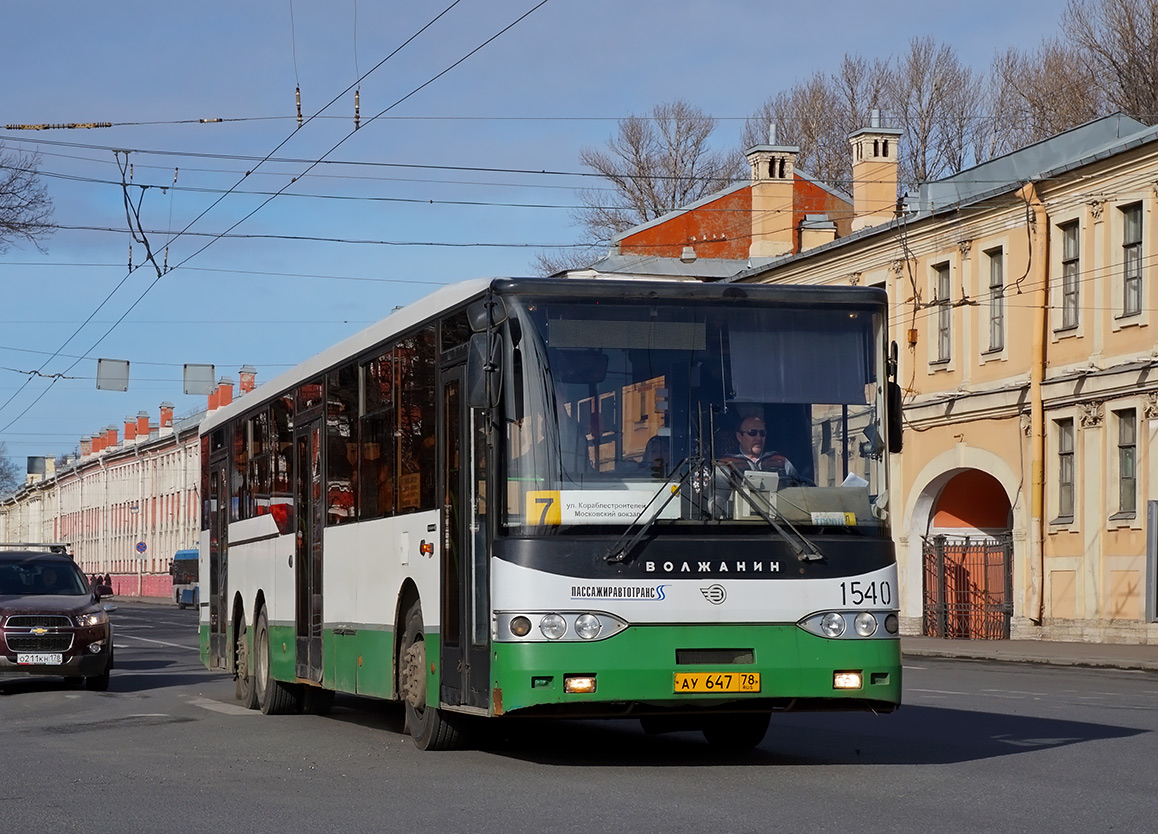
[492,625,901,715]
[322,628,397,699]
[199,624,210,666]
[268,624,297,682]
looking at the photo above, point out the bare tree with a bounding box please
[984,39,1105,157]
[1064,0,1158,122]
[0,440,20,496]
[532,244,609,277]
[575,100,740,240]
[0,144,54,253]
[885,36,984,188]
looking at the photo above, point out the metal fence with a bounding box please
[922,533,1013,640]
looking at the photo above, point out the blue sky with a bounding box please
[1,0,1066,461]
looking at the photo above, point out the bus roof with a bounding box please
[200,276,887,435]
[173,549,199,560]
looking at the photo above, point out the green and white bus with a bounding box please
[199,277,904,749]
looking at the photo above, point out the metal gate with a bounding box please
[922,533,1013,639]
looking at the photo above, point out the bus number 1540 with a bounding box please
[840,580,891,607]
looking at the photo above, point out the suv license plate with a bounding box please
[17,653,63,665]
[674,672,761,693]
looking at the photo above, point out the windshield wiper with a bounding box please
[605,457,694,564]
[720,466,824,562]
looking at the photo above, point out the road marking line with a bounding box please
[189,697,256,716]
[115,634,199,651]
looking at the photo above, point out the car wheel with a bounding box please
[254,607,298,715]
[85,646,113,692]
[400,601,461,750]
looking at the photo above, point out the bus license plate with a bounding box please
[17,653,63,665]
[674,672,760,693]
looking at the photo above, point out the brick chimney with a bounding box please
[105,425,118,449]
[91,433,104,454]
[124,415,137,443]
[217,377,234,408]
[160,402,174,435]
[746,122,798,261]
[137,410,150,437]
[80,436,92,457]
[848,109,903,232]
[239,365,257,395]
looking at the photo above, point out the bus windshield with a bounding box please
[501,296,888,534]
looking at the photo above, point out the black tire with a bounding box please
[701,713,770,750]
[254,608,299,715]
[400,602,461,750]
[84,646,113,692]
[235,619,258,709]
[301,685,335,715]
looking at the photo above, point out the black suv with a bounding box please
[0,545,116,690]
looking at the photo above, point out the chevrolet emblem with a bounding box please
[30,626,49,636]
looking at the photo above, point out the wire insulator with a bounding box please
[296,86,303,127]
[354,90,360,130]
[128,244,132,271]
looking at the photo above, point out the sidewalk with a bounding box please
[902,635,1158,672]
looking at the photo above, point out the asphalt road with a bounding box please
[3,602,1156,834]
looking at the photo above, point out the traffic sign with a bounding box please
[136,541,147,554]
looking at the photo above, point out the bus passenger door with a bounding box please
[294,418,324,682]
[207,454,229,669]
[440,368,491,710]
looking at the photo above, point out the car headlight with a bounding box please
[76,610,109,627]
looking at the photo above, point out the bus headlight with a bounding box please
[820,612,846,638]
[884,613,899,634]
[854,612,878,637]
[509,616,532,637]
[539,614,567,640]
[574,614,602,640]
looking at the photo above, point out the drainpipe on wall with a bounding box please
[1018,181,1049,625]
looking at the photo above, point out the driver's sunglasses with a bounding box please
[742,429,766,437]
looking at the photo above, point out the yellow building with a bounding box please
[732,113,1158,643]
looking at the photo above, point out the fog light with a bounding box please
[884,613,899,634]
[575,613,602,640]
[540,613,567,640]
[833,671,862,690]
[564,675,596,694]
[820,612,845,638]
[854,612,878,637]
[509,616,532,637]
[89,643,103,654]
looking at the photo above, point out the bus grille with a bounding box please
[675,648,754,665]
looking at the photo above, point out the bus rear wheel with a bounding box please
[254,608,299,715]
[235,620,258,709]
[401,602,461,751]
[701,713,770,750]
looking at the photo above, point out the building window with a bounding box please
[1122,203,1142,316]
[934,262,951,362]
[1057,418,1075,520]
[1117,409,1136,516]
[1060,221,1080,329]
[987,247,1004,352]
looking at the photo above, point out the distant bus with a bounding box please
[170,549,199,609]
[200,277,904,750]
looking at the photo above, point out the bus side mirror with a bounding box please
[888,380,904,453]
[467,332,502,409]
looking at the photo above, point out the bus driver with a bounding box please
[721,415,799,479]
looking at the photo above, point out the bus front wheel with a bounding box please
[401,602,461,751]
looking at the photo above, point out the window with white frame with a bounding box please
[1060,221,1080,329]
[986,247,1004,351]
[1122,203,1142,316]
[1057,418,1075,519]
[1116,408,1136,516]
[934,261,951,362]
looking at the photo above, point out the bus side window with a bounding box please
[361,347,397,520]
